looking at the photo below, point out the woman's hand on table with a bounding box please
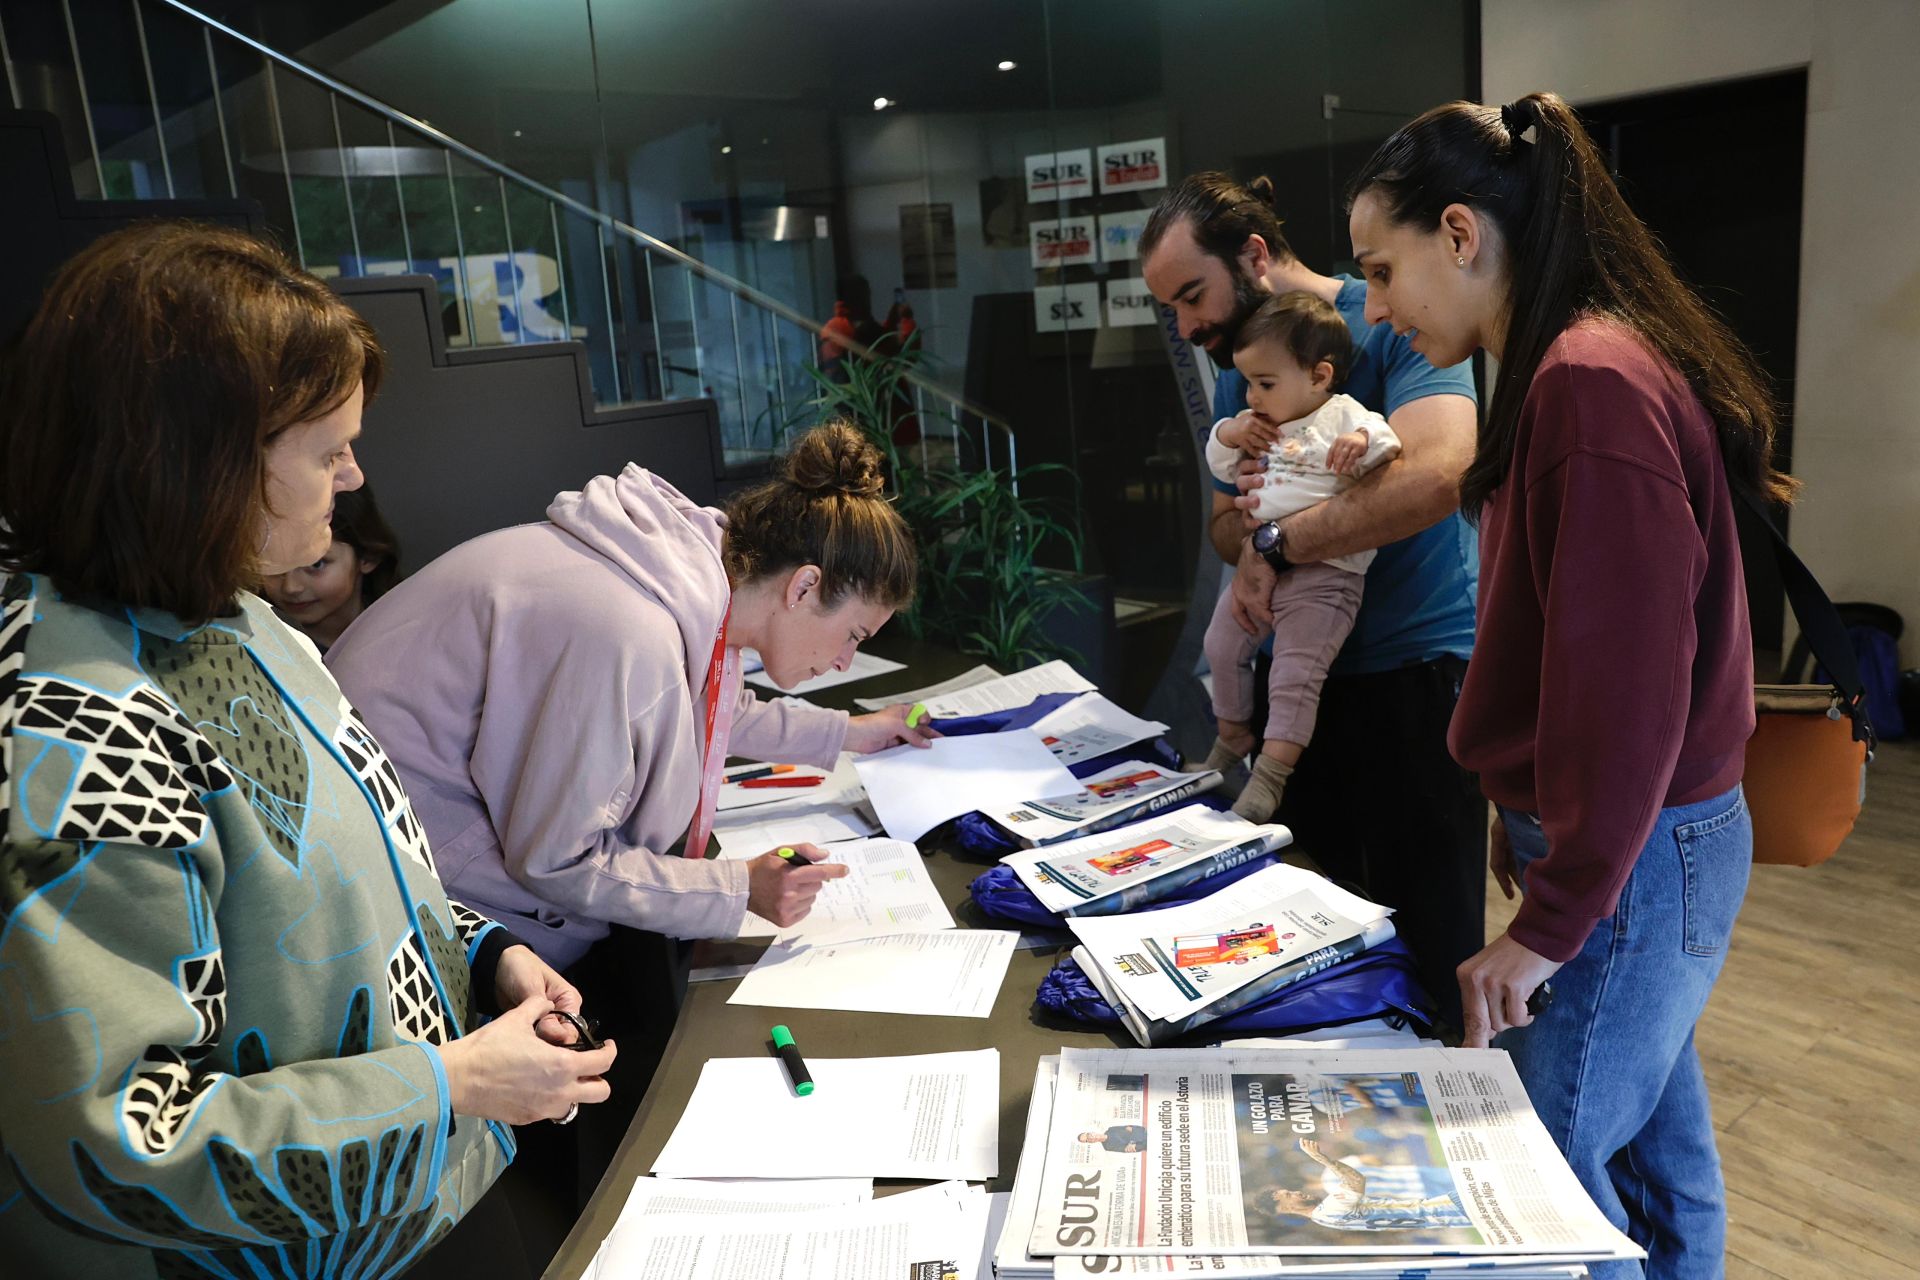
[845,703,939,754]
[439,994,617,1125]
[746,842,849,927]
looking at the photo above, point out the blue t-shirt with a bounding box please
[1211,275,1478,675]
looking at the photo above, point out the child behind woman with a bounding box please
[1200,291,1401,821]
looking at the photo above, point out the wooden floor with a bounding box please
[1484,738,1920,1277]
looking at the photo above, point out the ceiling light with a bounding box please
[873,96,894,111]
[512,129,523,137]
[997,60,1016,71]
[721,144,733,154]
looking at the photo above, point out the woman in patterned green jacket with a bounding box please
[0,224,616,1279]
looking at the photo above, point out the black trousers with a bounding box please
[1253,651,1487,1033]
[494,926,687,1272]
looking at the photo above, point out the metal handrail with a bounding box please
[154,0,1017,454]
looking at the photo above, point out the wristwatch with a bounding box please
[1251,520,1291,573]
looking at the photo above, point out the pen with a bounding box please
[738,776,824,789]
[727,763,796,783]
[906,702,928,729]
[771,1024,814,1095]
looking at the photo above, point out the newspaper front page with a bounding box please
[1026,1048,1642,1261]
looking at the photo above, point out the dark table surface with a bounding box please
[540,636,1135,1279]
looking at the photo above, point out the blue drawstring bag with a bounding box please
[1035,937,1434,1042]
[968,841,1270,929]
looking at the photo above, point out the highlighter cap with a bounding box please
[771,1024,795,1049]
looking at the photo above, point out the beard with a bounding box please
[1189,269,1269,368]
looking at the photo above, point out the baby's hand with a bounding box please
[1234,410,1284,455]
[1326,428,1370,476]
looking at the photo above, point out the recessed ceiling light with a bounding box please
[512,129,523,137]
[720,144,732,154]
[873,96,894,111]
[997,60,1016,71]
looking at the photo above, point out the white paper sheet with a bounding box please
[592,1181,990,1280]
[734,838,955,941]
[711,804,878,858]
[717,753,864,813]
[1027,691,1168,765]
[651,1050,1001,1179]
[853,731,1080,842]
[728,928,1020,1017]
[852,663,1003,711]
[744,649,906,694]
[914,659,1095,719]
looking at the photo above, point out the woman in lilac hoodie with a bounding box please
[328,423,927,964]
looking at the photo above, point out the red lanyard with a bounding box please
[683,605,739,858]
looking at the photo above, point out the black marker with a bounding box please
[770,1024,814,1096]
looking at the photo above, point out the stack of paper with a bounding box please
[852,663,1003,712]
[909,659,1095,719]
[730,927,1020,1018]
[1027,691,1168,766]
[987,759,1224,846]
[1066,861,1396,1045]
[853,731,1079,843]
[731,837,954,940]
[653,1048,1000,1180]
[1001,804,1283,915]
[995,1048,1637,1278]
[590,1179,991,1280]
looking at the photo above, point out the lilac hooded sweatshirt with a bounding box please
[326,467,849,970]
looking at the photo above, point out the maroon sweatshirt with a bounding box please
[1450,318,1755,962]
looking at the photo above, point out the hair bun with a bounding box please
[785,421,886,499]
[1247,175,1279,208]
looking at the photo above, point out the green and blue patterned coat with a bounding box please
[0,574,514,1279]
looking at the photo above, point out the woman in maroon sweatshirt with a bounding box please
[1342,94,1794,1278]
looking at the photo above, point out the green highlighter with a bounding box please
[906,702,928,729]
[771,1024,814,1096]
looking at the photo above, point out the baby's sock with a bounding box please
[1200,736,1248,775]
[1232,754,1294,823]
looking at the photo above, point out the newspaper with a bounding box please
[996,1058,1602,1278]
[989,761,1224,846]
[1002,804,1284,914]
[1025,1048,1643,1261]
[1068,863,1393,1024]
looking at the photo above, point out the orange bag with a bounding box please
[1737,487,1875,867]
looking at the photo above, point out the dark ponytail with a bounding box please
[1346,92,1796,521]
[722,421,916,608]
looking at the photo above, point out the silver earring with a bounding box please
[1455,256,1466,268]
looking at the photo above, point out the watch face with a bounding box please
[1252,523,1280,554]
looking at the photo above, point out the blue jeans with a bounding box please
[1498,786,1750,1280]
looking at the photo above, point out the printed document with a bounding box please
[853,663,1003,711]
[914,659,1095,719]
[735,838,955,941]
[1028,692,1168,765]
[652,1049,1000,1180]
[854,731,1079,842]
[717,752,864,813]
[711,803,877,858]
[729,927,1019,1018]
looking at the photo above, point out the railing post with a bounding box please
[498,175,522,343]
[548,202,571,335]
[331,93,362,271]
[443,149,479,346]
[203,28,236,197]
[60,0,106,197]
[131,0,175,197]
[264,59,306,266]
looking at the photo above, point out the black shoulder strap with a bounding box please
[1733,483,1874,746]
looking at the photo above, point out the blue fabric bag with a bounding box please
[1035,938,1434,1042]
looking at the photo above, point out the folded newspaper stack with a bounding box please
[995,1048,1643,1278]
[1001,804,1287,916]
[1062,860,1398,1045]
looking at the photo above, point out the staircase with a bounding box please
[0,0,1014,473]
